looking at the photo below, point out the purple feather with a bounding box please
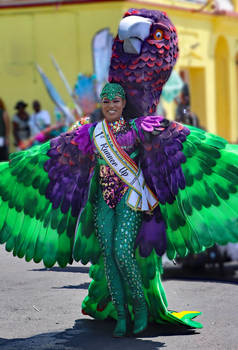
[44,125,96,217]
[136,117,190,206]
[136,207,167,257]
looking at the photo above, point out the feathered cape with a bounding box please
[0,116,237,328]
[0,116,237,268]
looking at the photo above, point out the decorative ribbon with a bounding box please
[93,119,158,211]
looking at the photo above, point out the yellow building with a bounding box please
[0,0,238,142]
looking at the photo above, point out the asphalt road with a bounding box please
[0,248,237,350]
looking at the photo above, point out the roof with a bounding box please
[0,0,116,9]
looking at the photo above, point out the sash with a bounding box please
[93,120,158,211]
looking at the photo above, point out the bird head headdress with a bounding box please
[109,8,179,118]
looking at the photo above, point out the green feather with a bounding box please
[43,225,59,267]
[0,223,11,245]
[24,220,42,262]
[14,215,37,258]
[163,126,238,259]
[0,199,8,232]
[0,142,76,268]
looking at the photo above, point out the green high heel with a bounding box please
[133,302,148,335]
[113,305,132,337]
[113,316,127,338]
[113,305,128,338]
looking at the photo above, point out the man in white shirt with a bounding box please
[30,100,51,136]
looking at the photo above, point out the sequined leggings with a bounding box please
[94,189,145,316]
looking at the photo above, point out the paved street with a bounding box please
[0,248,237,350]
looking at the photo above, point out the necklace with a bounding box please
[108,116,126,133]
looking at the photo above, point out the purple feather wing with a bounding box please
[133,116,190,257]
[0,124,96,268]
[44,124,96,218]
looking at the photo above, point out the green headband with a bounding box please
[100,83,125,100]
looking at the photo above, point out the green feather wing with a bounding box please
[0,143,77,268]
[162,126,238,260]
[73,165,102,265]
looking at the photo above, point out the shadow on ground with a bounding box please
[163,262,238,286]
[30,266,90,274]
[0,318,199,350]
[50,263,238,291]
[53,282,90,290]
[31,262,238,285]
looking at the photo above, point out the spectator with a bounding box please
[29,100,51,137]
[175,71,191,121]
[175,103,200,128]
[175,71,201,128]
[0,98,10,161]
[12,101,30,150]
[179,70,190,106]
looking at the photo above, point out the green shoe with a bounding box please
[113,316,127,337]
[113,305,128,338]
[133,302,148,335]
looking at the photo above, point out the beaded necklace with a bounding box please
[108,116,126,133]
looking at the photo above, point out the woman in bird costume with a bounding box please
[0,8,238,338]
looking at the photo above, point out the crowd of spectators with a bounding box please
[0,98,54,161]
[12,100,52,150]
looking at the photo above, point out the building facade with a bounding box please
[0,0,238,141]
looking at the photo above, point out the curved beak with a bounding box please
[118,15,152,54]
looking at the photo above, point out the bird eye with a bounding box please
[153,29,164,41]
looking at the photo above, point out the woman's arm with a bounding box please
[3,111,10,145]
[12,121,20,146]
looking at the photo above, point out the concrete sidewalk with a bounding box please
[0,248,237,350]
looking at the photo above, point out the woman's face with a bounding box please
[101,96,126,122]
